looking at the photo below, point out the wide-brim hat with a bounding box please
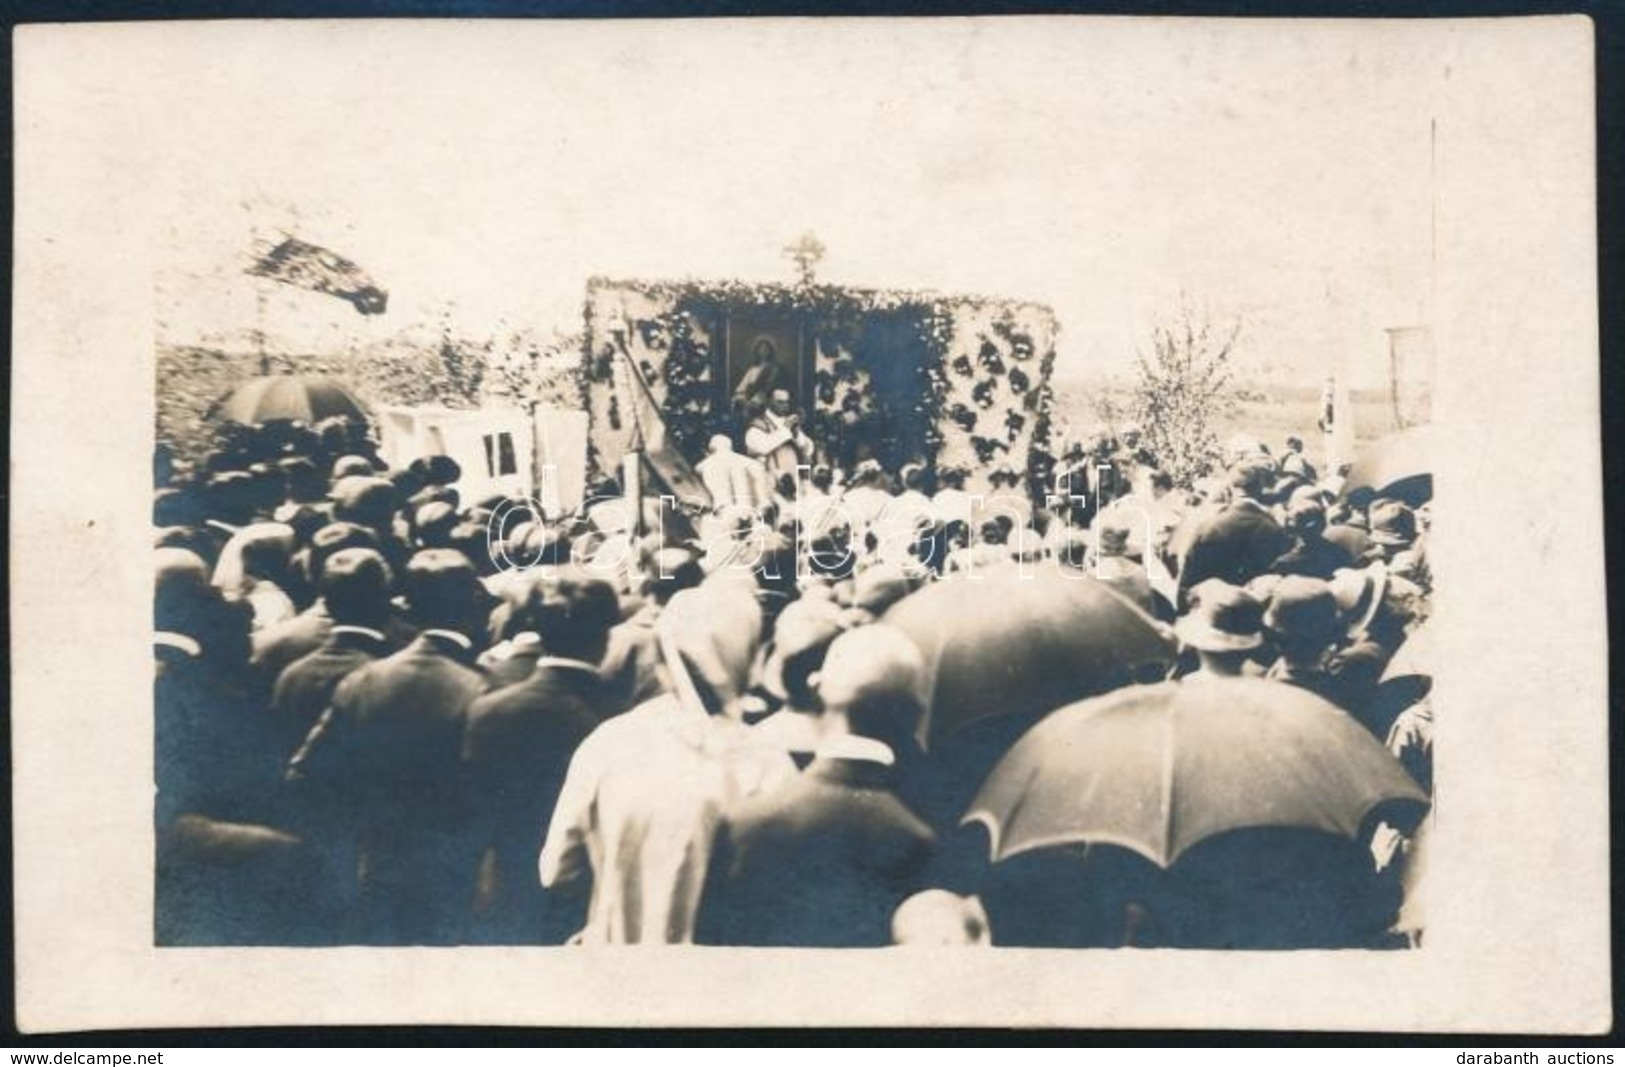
[1323,523,1371,561]
[660,582,764,717]
[760,596,850,701]
[330,454,377,480]
[329,475,396,527]
[1262,575,1342,642]
[1174,613,1264,652]
[1327,563,1389,638]
[1177,578,1265,652]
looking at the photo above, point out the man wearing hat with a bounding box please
[1090,517,1155,615]
[1175,580,1266,680]
[212,522,299,632]
[329,473,410,573]
[269,547,395,760]
[410,500,460,551]
[478,569,556,690]
[287,549,493,945]
[156,548,302,944]
[408,453,463,489]
[1366,499,1418,564]
[1262,575,1356,708]
[1270,496,1355,580]
[329,454,378,481]
[696,625,936,947]
[251,523,417,684]
[1177,455,1293,597]
[462,570,622,944]
[749,594,852,767]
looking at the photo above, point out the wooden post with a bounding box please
[622,450,645,540]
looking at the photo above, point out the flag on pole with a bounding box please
[613,347,713,513]
[247,236,389,315]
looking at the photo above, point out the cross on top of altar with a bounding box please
[783,232,826,287]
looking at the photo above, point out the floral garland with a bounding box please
[929,303,1058,494]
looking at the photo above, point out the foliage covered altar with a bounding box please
[580,278,1061,500]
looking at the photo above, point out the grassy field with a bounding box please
[1049,377,1413,457]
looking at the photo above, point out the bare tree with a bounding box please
[1131,301,1241,487]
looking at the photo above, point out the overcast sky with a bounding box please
[138,18,1456,387]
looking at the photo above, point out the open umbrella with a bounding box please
[1380,618,1433,684]
[214,374,370,426]
[1342,425,1432,506]
[1362,618,1434,738]
[881,561,1177,748]
[965,677,1429,868]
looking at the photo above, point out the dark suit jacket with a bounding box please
[1178,499,1294,592]
[1269,532,1355,581]
[270,626,388,760]
[288,631,488,944]
[155,650,305,945]
[252,600,415,684]
[696,754,936,947]
[461,660,610,942]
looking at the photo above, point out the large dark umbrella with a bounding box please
[1342,425,1432,506]
[965,677,1429,869]
[214,374,370,426]
[1380,618,1433,685]
[881,561,1177,748]
[1362,618,1435,740]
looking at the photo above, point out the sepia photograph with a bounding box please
[10,14,1608,1033]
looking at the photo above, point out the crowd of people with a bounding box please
[152,410,1434,949]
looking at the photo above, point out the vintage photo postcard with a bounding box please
[10,15,1608,1033]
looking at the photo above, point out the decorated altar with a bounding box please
[580,278,1061,500]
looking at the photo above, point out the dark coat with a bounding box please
[155,648,311,945]
[1270,532,1356,581]
[287,631,488,944]
[461,661,610,943]
[1267,645,1386,716]
[696,754,936,947]
[251,600,415,684]
[269,626,388,760]
[1178,499,1294,592]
